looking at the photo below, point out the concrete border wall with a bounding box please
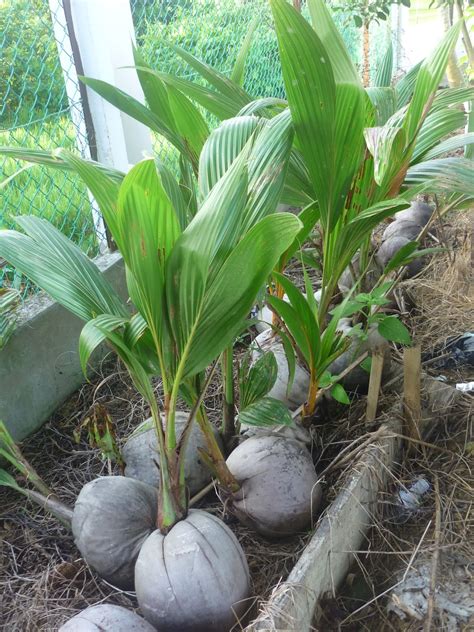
[247,421,402,631]
[0,252,126,441]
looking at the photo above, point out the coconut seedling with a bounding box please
[1,83,331,550]
[259,0,473,418]
[0,120,307,626]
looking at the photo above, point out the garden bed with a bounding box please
[0,349,371,630]
[1,211,472,631]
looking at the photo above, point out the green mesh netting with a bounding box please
[0,0,99,294]
[129,0,392,96]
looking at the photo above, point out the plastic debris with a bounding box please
[455,382,474,393]
[422,333,474,370]
[398,477,431,510]
[392,477,431,523]
[388,558,474,629]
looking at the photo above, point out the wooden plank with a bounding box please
[403,345,422,442]
[365,350,385,424]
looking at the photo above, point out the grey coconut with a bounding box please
[338,253,381,295]
[395,200,433,226]
[251,329,310,410]
[376,235,424,277]
[71,476,157,590]
[226,434,321,538]
[328,319,391,392]
[135,509,250,632]
[382,219,423,242]
[240,418,312,446]
[123,412,222,495]
[58,605,157,631]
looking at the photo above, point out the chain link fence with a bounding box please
[0,0,98,294]
[131,0,285,101]
[1,0,394,296]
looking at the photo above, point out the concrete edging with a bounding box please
[0,252,126,441]
[245,374,461,631]
[246,419,402,631]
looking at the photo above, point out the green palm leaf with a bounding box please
[166,149,249,357]
[153,71,239,120]
[412,108,466,162]
[183,213,302,377]
[172,44,251,108]
[396,60,423,108]
[404,157,474,197]
[430,87,474,114]
[0,218,128,322]
[198,116,259,198]
[238,398,292,428]
[244,109,295,231]
[79,75,189,159]
[237,98,288,117]
[231,17,258,86]
[271,0,365,231]
[423,132,474,161]
[366,87,397,125]
[374,42,394,88]
[307,0,361,85]
[133,49,208,167]
[117,160,181,348]
[0,147,124,182]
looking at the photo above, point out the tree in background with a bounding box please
[430,0,474,83]
[330,0,411,86]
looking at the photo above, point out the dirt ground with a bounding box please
[0,210,472,631]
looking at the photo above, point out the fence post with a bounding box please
[48,0,108,253]
[68,0,153,171]
[393,2,409,73]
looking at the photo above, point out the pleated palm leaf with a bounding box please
[262,0,473,416]
[0,135,301,530]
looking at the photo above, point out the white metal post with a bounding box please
[68,0,153,171]
[48,0,108,252]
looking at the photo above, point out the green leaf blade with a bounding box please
[239,397,293,428]
[378,316,412,345]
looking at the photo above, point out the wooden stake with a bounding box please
[365,350,385,424]
[403,345,422,442]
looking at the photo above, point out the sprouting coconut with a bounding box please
[251,329,310,409]
[226,435,321,538]
[135,510,250,632]
[71,476,158,590]
[58,604,156,631]
[123,413,223,495]
[53,156,300,631]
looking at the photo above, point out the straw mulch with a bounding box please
[313,209,474,631]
